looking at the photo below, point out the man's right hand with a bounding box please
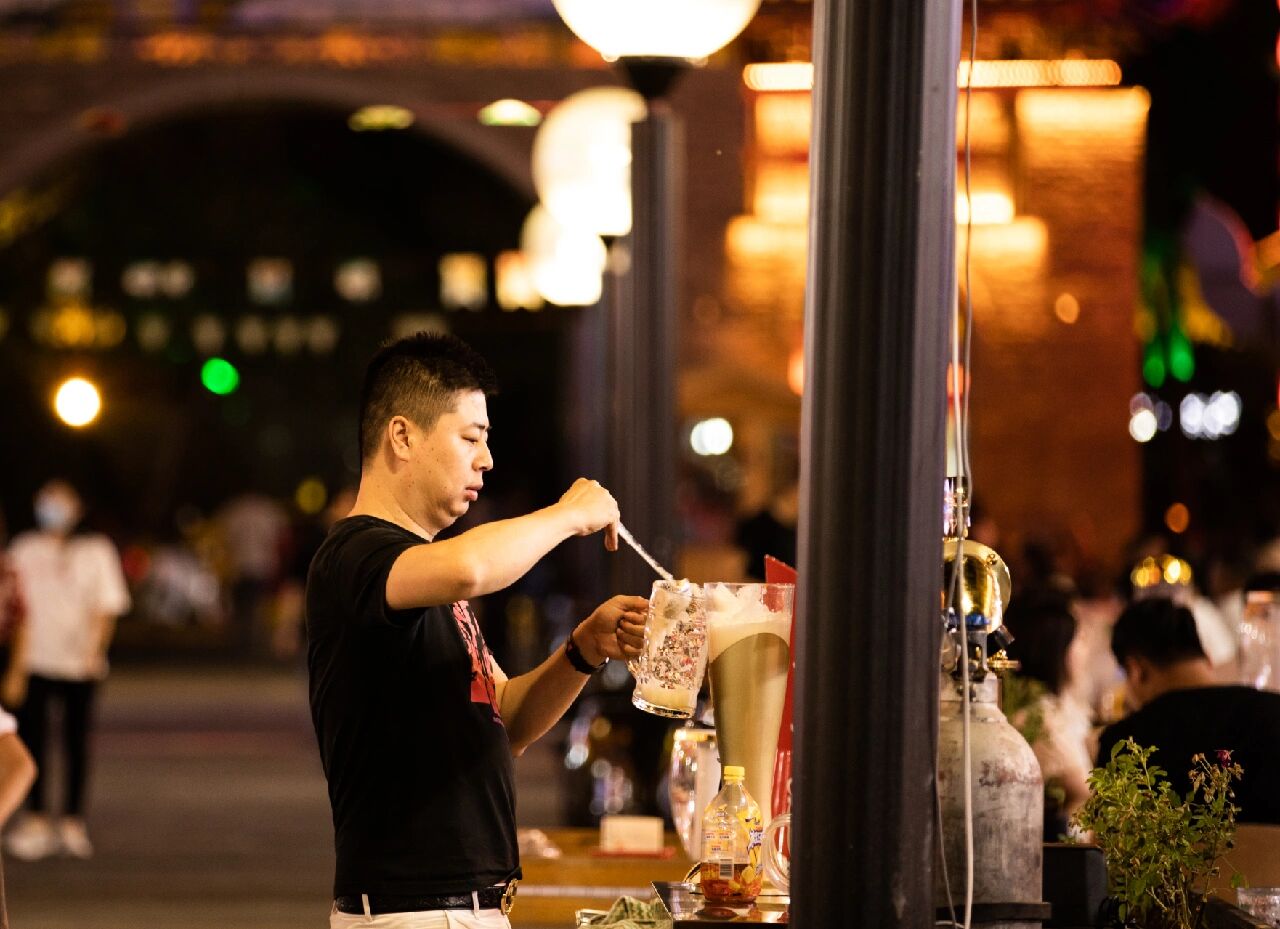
[558,478,620,551]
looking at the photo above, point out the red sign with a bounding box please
[764,555,797,821]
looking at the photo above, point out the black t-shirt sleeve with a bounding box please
[332,525,423,628]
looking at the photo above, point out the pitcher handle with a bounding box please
[762,813,791,893]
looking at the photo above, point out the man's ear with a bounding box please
[387,415,414,461]
[1123,656,1148,686]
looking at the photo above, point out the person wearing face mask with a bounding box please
[3,480,130,861]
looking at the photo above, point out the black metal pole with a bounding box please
[569,273,612,613]
[610,105,681,596]
[791,0,959,925]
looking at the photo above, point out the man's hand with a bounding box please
[557,478,620,551]
[574,595,648,666]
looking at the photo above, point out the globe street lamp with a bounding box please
[532,86,646,240]
[553,0,762,595]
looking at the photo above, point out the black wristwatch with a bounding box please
[564,631,607,674]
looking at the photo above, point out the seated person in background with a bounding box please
[1005,588,1094,838]
[1098,596,1280,824]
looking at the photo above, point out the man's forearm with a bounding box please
[498,639,591,755]
[387,506,575,609]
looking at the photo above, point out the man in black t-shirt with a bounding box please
[307,333,647,928]
[1097,597,1280,824]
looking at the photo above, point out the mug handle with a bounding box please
[762,813,791,893]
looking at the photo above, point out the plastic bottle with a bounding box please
[699,765,764,905]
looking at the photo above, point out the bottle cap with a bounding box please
[723,765,745,780]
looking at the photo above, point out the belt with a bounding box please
[335,881,518,916]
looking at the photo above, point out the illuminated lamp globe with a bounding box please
[553,0,762,64]
[520,205,608,307]
[532,87,646,239]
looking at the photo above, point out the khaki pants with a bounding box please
[329,900,510,929]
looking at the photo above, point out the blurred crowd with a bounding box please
[1000,525,1280,840]
[2,469,1280,875]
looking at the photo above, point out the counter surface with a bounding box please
[652,881,790,926]
[512,829,694,928]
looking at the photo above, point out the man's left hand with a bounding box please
[575,595,648,666]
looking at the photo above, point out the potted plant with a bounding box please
[1072,739,1242,929]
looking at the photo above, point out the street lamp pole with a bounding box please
[610,87,682,594]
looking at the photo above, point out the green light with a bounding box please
[201,357,240,395]
[1142,343,1166,389]
[1168,332,1195,383]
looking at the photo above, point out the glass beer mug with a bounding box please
[668,726,721,860]
[762,812,791,894]
[631,581,707,719]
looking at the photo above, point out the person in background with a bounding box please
[1071,563,1126,723]
[4,480,131,860]
[217,491,289,655]
[1098,596,1280,824]
[1005,588,1094,838]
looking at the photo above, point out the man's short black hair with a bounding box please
[1110,596,1206,668]
[1005,587,1077,695]
[358,332,497,462]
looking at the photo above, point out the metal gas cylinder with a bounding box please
[935,674,1045,929]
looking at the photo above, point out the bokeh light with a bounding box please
[201,357,240,395]
[519,206,607,306]
[532,87,645,238]
[53,376,102,427]
[787,346,804,396]
[478,99,542,127]
[1053,293,1080,324]
[1129,408,1158,443]
[690,417,734,456]
[295,477,327,515]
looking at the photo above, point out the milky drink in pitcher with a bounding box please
[705,582,793,822]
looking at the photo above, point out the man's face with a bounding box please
[407,390,493,534]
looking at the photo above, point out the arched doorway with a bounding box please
[0,98,587,653]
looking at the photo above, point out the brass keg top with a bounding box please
[942,538,1012,632]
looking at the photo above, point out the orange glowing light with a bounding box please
[754,162,810,224]
[744,59,1122,92]
[956,191,1014,225]
[946,363,970,402]
[1054,293,1081,324]
[1164,502,1190,535]
[743,62,814,92]
[1015,88,1150,134]
[787,347,804,396]
[754,95,812,155]
[967,218,1049,262]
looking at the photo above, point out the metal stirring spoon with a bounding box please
[617,523,676,584]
